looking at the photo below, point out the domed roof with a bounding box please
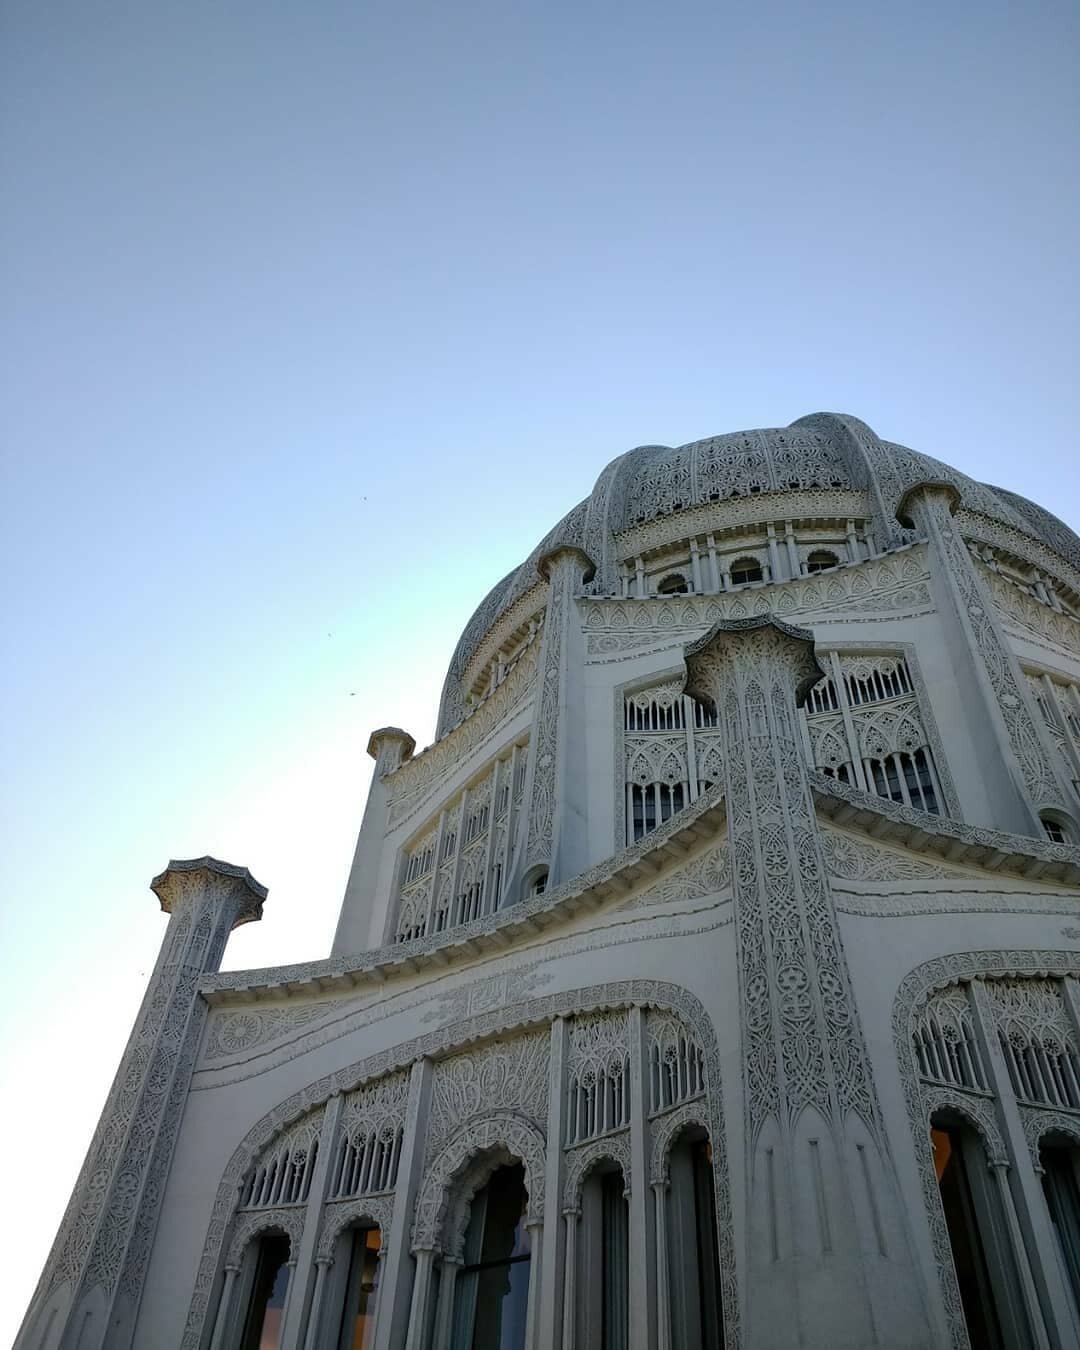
[436,412,1079,734]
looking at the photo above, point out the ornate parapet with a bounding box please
[16,859,266,1350]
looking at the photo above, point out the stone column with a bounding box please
[627,1006,656,1350]
[402,1248,438,1350]
[898,481,1075,833]
[14,858,266,1350]
[561,1209,579,1350]
[281,1092,345,1350]
[683,618,929,1348]
[651,1182,671,1350]
[539,1017,570,1350]
[375,1058,432,1350]
[508,545,595,895]
[334,727,416,956]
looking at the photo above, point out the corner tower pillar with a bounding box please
[16,858,266,1350]
[899,480,1076,834]
[684,618,929,1349]
[508,545,595,896]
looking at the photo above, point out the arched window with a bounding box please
[805,549,839,574]
[1039,1138,1080,1319]
[453,1164,532,1350]
[577,1164,629,1350]
[665,1127,724,1350]
[931,1115,1033,1348]
[326,1226,382,1350]
[236,1233,291,1350]
[1043,816,1069,844]
[728,557,762,586]
[658,573,690,595]
[525,868,548,897]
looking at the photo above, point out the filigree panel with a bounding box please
[563,1133,632,1210]
[426,1031,550,1165]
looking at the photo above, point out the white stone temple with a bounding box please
[18,413,1080,1350]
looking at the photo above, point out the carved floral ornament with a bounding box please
[894,951,1080,1350]
[179,980,739,1350]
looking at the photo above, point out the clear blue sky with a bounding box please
[2,1,1078,1338]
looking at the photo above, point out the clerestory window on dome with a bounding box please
[805,550,839,574]
[729,557,763,586]
[1042,816,1068,844]
[657,573,690,596]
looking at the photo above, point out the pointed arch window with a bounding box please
[452,1164,532,1350]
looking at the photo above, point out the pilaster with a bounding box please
[335,727,416,956]
[376,1057,432,1350]
[627,1006,656,1350]
[508,545,595,896]
[539,1017,570,1350]
[16,858,266,1350]
[683,617,929,1348]
[898,481,1075,833]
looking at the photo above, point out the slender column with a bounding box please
[447,788,470,924]
[561,1210,579,1350]
[402,1249,438,1350]
[784,521,800,577]
[14,859,267,1350]
[652,1183,671,1350]
[628,1006,656,1350]
[683,695,700,802]
[302,1260,332,1350]
[845,519,861,563]
[281,1092,345,1350]
[717,556,731,591]
[689,538,703,593]
[431,1257,460,1350]
[539,1017,570,1350]
[970,981,1075,1348]
[829,650,870,792]
[423,811,448,935]
[375,1059,433,1350]
[990,1164,1052,1350]
[524,1220,544,1350]
[705,534,720,592]
[208,1265,240,1350]
[635,556,645,597]
[899,481,1073,829]
[766,523,782,581]
[278,1261,299,1347]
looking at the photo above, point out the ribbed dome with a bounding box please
[436,413,1079,735]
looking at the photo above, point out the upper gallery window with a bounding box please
[729,557,763,586]
[805,549,839,574]
[1042,817,1068,844]
[657,573,690,595]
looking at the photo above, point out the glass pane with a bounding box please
[338,1228,382,1350]
[932,1127,1005,1350]
[239,1235,291,1350]
[458,1164,532,1350]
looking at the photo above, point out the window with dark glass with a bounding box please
[452,1163,532,1350]
[658,573,690,595]
[805,550,839,574]
[729,558,763,586]
[334,1227,381,1350]
[1040,1142,1080,1318]
[666,1129,724,1349]
[932,1120,1033,1349]
[238,1234,291,1350]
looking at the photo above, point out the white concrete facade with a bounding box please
[16,412,1080,1350]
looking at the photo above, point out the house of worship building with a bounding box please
[17,412,1080,1350]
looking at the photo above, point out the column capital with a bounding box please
[150,856,267,928]
[682,614,825,708]
[896,478,963,528]
[537,544,596,585]
[367,726,416,776]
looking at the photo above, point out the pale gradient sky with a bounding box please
[2,1,1079,1340]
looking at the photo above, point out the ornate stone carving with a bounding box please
[563,1133,632,1209]
[617,842,730,910]
[22,860,265,1350]
[226,1206,305,1269]
[426,1031,550,1164]
[1020,1105,1080,1170]
[316,1194,396,1262]
[413,1112,547,1255]
[820,826,954,882]
[650,1102,710,1185]
[386,637,538,828]
[203,1001,338,1063]
[684,617,880,1141]
[893,951,1080,1350]
[180,979,738,1350]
